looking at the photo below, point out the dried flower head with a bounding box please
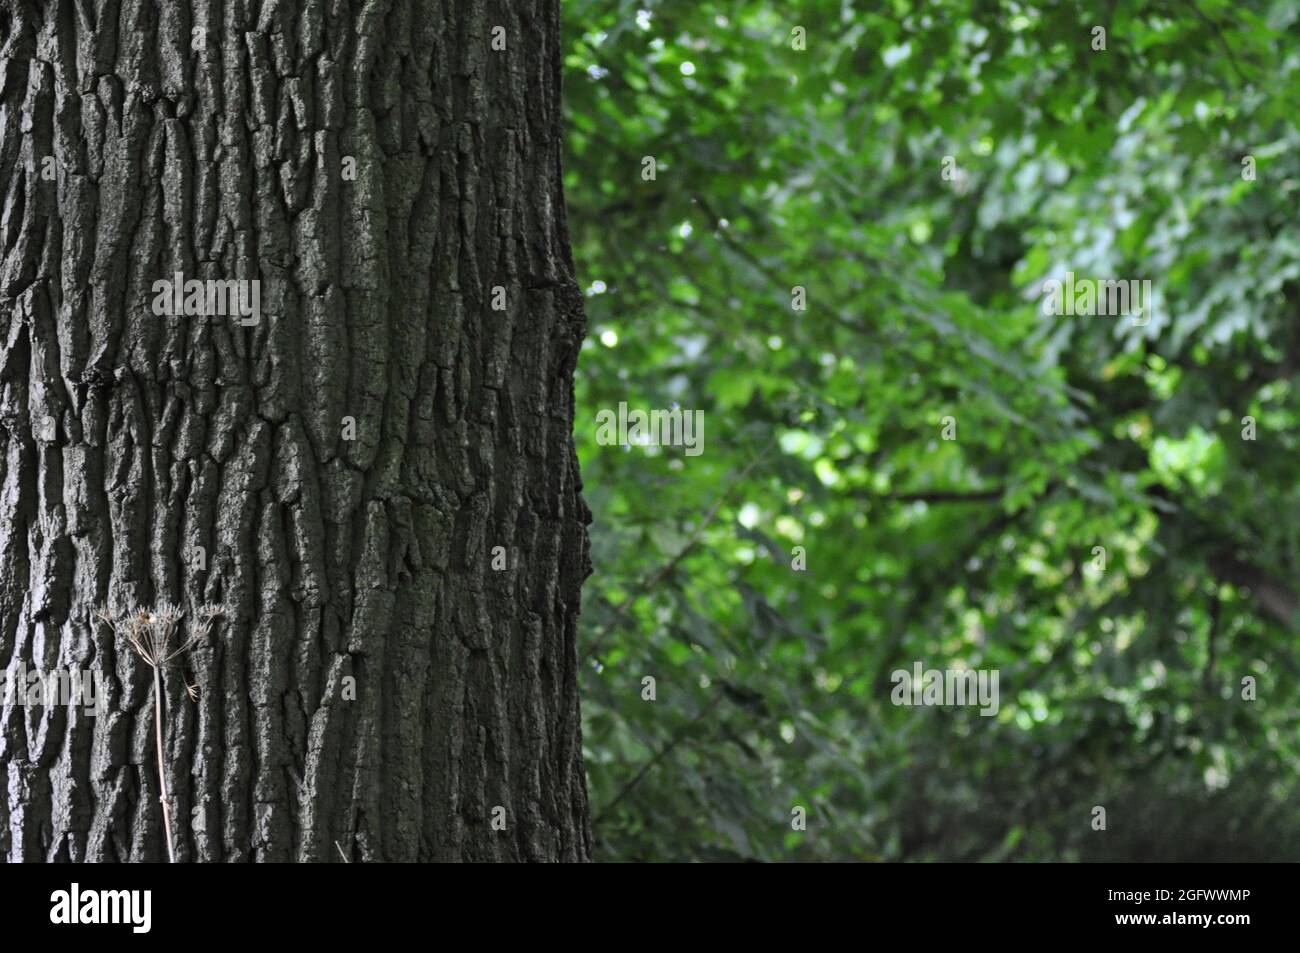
[92,601,221,864]
[96,602,212,668]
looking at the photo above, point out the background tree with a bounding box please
[0,0,591,862]
[567,0,1300,861]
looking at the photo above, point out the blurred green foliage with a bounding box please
[563,0,1300,861]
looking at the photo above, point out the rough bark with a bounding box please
[0,0,592,862]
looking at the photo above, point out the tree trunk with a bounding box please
[0,0,592,862]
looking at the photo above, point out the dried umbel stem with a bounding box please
[95,603,226,863]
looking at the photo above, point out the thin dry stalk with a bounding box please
[96,603,225,863]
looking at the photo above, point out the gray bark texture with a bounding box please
[0,0,593,862]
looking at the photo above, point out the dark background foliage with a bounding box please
[562,0,1300,862]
